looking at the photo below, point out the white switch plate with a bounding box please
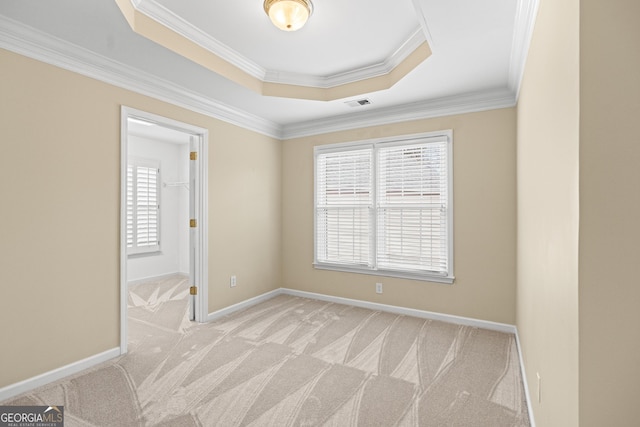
[230,275,236,287]
[376,283,383,294]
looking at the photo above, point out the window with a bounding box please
[127,159,160,255]
[314,132,453,283]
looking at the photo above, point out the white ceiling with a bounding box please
[153,0,421,78]
[0,0,537,139]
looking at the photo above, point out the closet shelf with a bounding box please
[163,181,189,189]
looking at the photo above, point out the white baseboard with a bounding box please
[279,288,517,334]
[206,289,282,322]
[206,287,516,334]
[514,329,536,427]
[0,347,120,403]
[204,286,532,422]
[285,289,532,425]
[205,287,532,422]
[1,287,534,426]
[127,272,188,287]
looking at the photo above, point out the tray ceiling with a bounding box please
[0,0,538,138]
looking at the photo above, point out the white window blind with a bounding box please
[316,148,373,266]
[377,141,449,274]
[127,160,160,255]
[314,133,453,283]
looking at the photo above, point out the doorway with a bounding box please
[120,107,208,354]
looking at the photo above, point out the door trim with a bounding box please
[119,106,209,355]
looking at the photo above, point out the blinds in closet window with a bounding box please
[127,161,160,254]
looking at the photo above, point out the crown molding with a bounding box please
[263,28,426,88]
[135,0,267,81]
[0,15,282,139]
[0,13,527,142]
[410,0,437,52]
[508,0,540,100]
[135,0,427,89]
[281,88,517,139]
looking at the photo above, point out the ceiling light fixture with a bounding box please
[264,0,314,32]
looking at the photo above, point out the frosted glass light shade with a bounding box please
[264,0,313,32]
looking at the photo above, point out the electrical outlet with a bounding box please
[376,282,383,294]
[230,275,237,288]
[536,372,541,403]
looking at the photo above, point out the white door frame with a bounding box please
[119,106,209,355]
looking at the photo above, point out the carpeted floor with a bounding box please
[4,276,530,426]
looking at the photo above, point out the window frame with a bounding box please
[127,157,161,256]
[313,131,454,284]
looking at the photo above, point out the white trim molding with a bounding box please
[263,29,427,88]
[279,288,516,333]
[0,287,535,425]
[206,289,282,322]
[410,0,437,52]
[0,7,533,141]
[515,329,537,427]
[134,0,266,81]
[204,287,533,422]
[0,348,120,402]
[205,287,516,333]
[204,288,536,427]
[127,272,188,287]
[0,15,281,139]
[282,88,516,139]
[508,0,540,99]
[120,107,210,353]
[134,0,427,89]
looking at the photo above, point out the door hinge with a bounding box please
[190,286,198,295]
[190,151,198,161]
[190,219,197,228]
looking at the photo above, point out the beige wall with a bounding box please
[579,0,640,424]
[516,0,580,425]
[518,0,640,424]
[207,123,282,312]
[3,1,638,421]
[0,49,282,388]
[282,109,517,324]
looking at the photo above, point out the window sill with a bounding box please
[313,263,455,284]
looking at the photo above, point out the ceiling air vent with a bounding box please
[344,98,372,108]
